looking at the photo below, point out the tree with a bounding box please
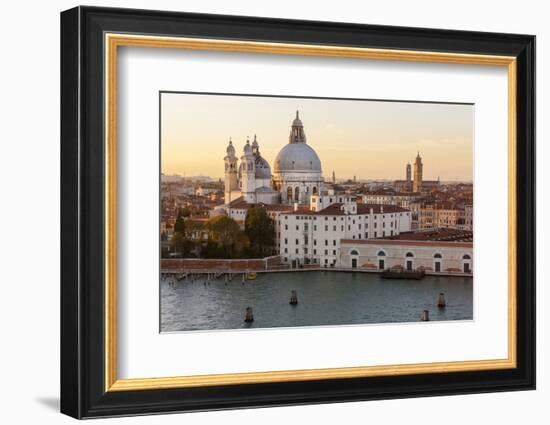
[245,206,275,257]
[174,209,186,234]
[171,232,193,257]
[205,215,248,258]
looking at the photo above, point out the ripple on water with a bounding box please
[160,271,473,332]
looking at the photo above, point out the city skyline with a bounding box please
[161,93,474,181]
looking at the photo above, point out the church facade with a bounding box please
[223,111,324,206]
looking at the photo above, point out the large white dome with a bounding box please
[274,143,322,173]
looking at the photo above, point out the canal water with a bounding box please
[160,271,473,332]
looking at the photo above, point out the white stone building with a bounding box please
[339,239,473,274]
[279,200,412,268]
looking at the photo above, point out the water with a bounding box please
[160,271,473,332]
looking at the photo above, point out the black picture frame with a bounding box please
[60,5,535,419]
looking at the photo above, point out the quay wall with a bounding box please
[161,255,286,273]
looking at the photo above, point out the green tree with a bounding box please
[171,232,193,257]
[205,215,248,258]
[245,206,275,257]
[174,209,186,234]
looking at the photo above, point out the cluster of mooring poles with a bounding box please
[244,289,299,323]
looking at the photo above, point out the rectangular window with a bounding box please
[284,238,288,244]
[304,248,308,254]
[333,250,336,255]
[333,225,336,231]
[295,239,299,245]
[325,240,328,246]
[314,249,317,255]
[295,248,299,254]
[325,225,328,231]
[333,240,336,246]
[325,250,328,255]
[314,225,317,231]
[314,239,317,246]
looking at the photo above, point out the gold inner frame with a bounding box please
[104,33,517,392]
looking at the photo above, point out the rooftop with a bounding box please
[386,228,473,242]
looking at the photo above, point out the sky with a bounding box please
[161,92,473,181]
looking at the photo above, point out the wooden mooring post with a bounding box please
[244,307,254,323]
[289,290,298,305]
[420,310,430,321]
[437,293,446,308]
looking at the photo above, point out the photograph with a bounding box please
[159,92,474,332]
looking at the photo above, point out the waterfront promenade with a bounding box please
[160,257,473,278]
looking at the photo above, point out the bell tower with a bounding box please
[224,138,238,204]
[413,152,423,192]
[240,137,256,203]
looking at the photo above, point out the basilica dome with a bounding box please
[274,143,322,173]
[273,110,322,173]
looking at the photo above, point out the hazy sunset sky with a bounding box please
[161,92,473,181]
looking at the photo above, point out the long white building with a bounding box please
[279,199,411,268]
[340,239,473,274]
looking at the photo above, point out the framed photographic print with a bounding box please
[60,6,535,419]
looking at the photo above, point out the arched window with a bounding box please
[350,250,359,255]
[294,186,300,201]
[462,254,471,260]
[377,250,386,256]
[312,186,318,195]
[405,252,414,257]
[286,187,293,200]
[434,253,442,259]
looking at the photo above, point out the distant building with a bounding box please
[418,205,473,230]
[361,190,422,209]
[394,152,440,193]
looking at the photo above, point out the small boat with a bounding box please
[246,272,257,280]
[381,267,425,280]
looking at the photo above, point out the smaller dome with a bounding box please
[243,138,252,156]
[226,138,235,156]
[254,155,271,179]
